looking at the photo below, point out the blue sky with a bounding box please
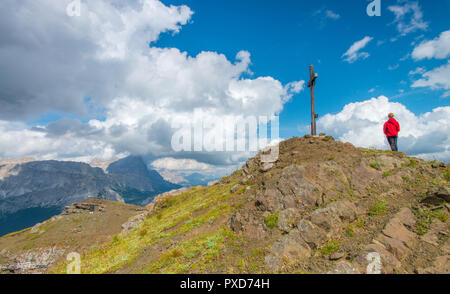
[157,0,449,138]
[0,0,449,179]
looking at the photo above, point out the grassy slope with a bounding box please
[48,180,256,274]
[0,200,144,261]
[7,137,449,274]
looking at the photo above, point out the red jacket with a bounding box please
[383,118,400,137]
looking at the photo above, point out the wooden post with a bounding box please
[307,65,318,136]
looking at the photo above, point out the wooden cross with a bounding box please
[307,65,319,136]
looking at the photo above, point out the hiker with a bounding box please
[383,113,400,152]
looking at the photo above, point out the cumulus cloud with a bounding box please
[342,36,373,63]
[0,0,193,120]
[412,30,450,60]
[411,61,450,94]
[410,31,450,96]
[388,1,428,36]
[314,96,450,162]
[0,0,304,172]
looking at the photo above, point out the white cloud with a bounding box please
[325,10,340,20]
[0,0,193,120]
[342,36,373,63]
[412,61,450,95]
[314,96,450,162]
[388,64,400,71]
[412,30,450,60]
[388,1,428,36]
[0,0,304,172]
[409,67,426,75]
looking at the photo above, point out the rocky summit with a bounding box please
[1,136,449,274]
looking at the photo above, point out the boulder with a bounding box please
[121,211,148,234]
[421,187,450,205]
[297,219,326,249]
[354,241,402,274]
[310,200,361,233]
[376,234,411,260]
[277,165,321,209]
[261,163,274,172]
[382,217,416,248]
[421,219,448,247]
[230,184,240,194]
[264,230,311,272]
[277,208,299,233]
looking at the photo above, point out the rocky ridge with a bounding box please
[1,135,448,274]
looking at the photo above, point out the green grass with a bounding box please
[356,218,365,228]
[444,171,450,181]
[48,180,244,274]
[370,162,380,170]
[0,227,31,239]
[382,171,391,178]
[264,214,279,229]
[345,225,355,237]
[403,159,418,169]
[368,200,388,217]
[414,208,448,235]
[318,241,339,256]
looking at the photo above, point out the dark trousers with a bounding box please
[387,136,398,152]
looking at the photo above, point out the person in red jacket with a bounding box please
[383,113,400,151]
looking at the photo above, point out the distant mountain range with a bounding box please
[158,170,220,187]
[0,156,179,236]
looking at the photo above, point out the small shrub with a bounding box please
[416,220,430,235]
[139,229,148,237]
[356,218,365,228]
[368,200,388,216]
[264,214,279,229]
[345,225,355,237]
[435,210,447,223]
[112,235,120,243]
[319,241,339,256]
[72,216,82,223]
[370,162,380,170]
[444,171,450,181]
[169,249,183,258]
[403,159,418,169]
[382,171,391,178]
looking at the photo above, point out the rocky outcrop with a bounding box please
[0,246,65,274]
[121,211,148,234]
[228,136,449,274]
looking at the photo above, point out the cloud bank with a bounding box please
[315,96,450,162]
[0,0,304,172]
